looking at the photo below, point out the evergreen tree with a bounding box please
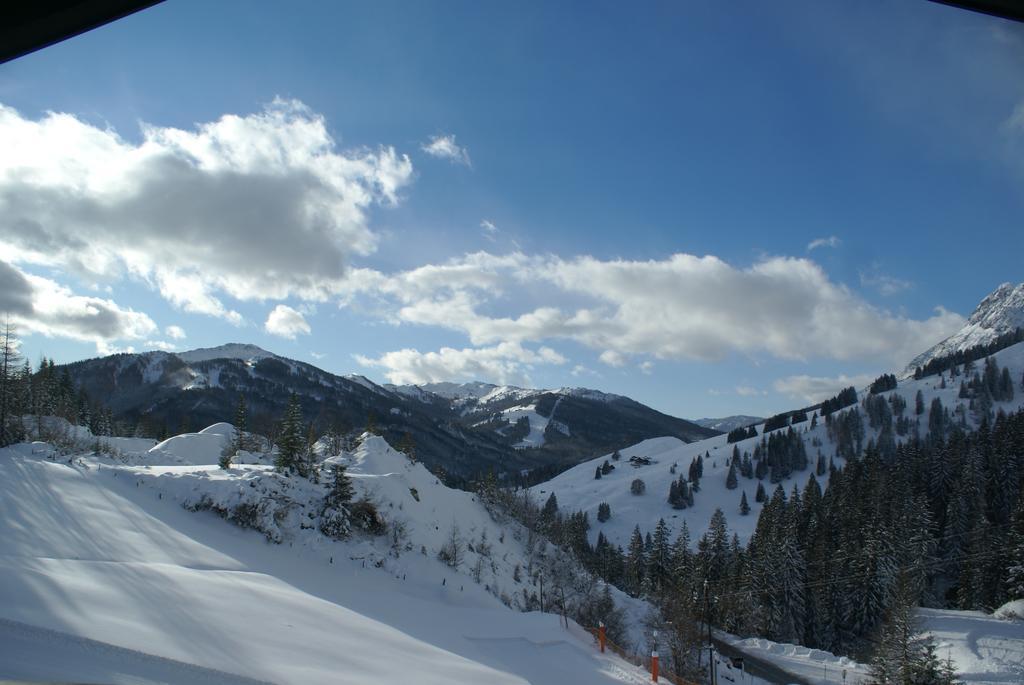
[726,459,738,489]
[916,390,926,416]
[1007,495,1024,599]
[232,394,249,452]
[0,320,22,447]
[869,572,940,685]
[740,490,750,516]
[650,518,671,594]
[625,525,646,596]
[755,481,766,503]
[275,393,305,473]
[540,492,559,534]
[595,465,602,479]
[324,462,355,510]
[597,501,611,523]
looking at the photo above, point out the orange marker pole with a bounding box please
[599,621,606,653]
[651,649,659,682]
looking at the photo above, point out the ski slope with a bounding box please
[0,435,655,685]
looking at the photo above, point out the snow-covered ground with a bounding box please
[537,341,1024,549]
[921,606,1024,685]
[0,430,657,685]
[714,602,1024,685]
[495,398,570,449]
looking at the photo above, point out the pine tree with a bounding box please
[0,320,21,447]
[1007,495,1024,599]
[916,389,925,415]
[232,394,249,452]
[540,492,559,535]
[650,518,671,594]
[595,465,602,479]
[726,459,738,489]
[755,482,766,503]
[324,462,355,510]
[740,490,750,516]
[626,525,646,596]
[870,571,939,685]
[275,393,305,473]
[597,501,611,522]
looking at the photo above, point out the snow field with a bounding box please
[0,430,657,685]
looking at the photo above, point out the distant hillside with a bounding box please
[694,415,763,433]
[58,345,716,485]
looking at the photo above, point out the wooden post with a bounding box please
[598,621,606,653]
[651,649,659,682]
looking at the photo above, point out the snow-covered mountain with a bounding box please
[59,346,716,483]
[389,380,716,460]
[0,425,658,684]
[536,341,1024,550]
[694,415,764,433]
[905,282,1024,376]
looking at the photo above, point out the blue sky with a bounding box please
[1,0,1022,419]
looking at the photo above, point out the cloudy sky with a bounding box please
[1,0,1022,418]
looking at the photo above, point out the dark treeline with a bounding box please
[913,328,1024,380]
[870,373,898,395]
[0,334,118,446]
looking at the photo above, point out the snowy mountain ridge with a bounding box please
[905,282,1024,376]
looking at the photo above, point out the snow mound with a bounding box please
[994,600,1024,621]
[198,423,234,437]
[147,426,231,466]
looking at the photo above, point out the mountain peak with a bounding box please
[905,282,1024,375]
[176,343,276,364]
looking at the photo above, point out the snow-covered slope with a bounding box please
[538,342,1024,550]
[905,282,1024,376]
[695,416,764,433]
[0,429,657,685]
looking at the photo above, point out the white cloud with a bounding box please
[773,373,876,404]
[599,350,627,367]
[337,251,964,370]
[480,219,499,241]
[264,304,311,339]
[860,270,912,296]
[165,325,186,340]
[0,260,156,353]
[0,100,413,323]
[421,134,470,166]
[735,385,765,397]
[356,341,565,386]
[807,236,841,251]
[145,340,178,351]
[639,361,654,375]
[310,351,326,360]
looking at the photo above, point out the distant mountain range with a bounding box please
[60,345,717,483]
